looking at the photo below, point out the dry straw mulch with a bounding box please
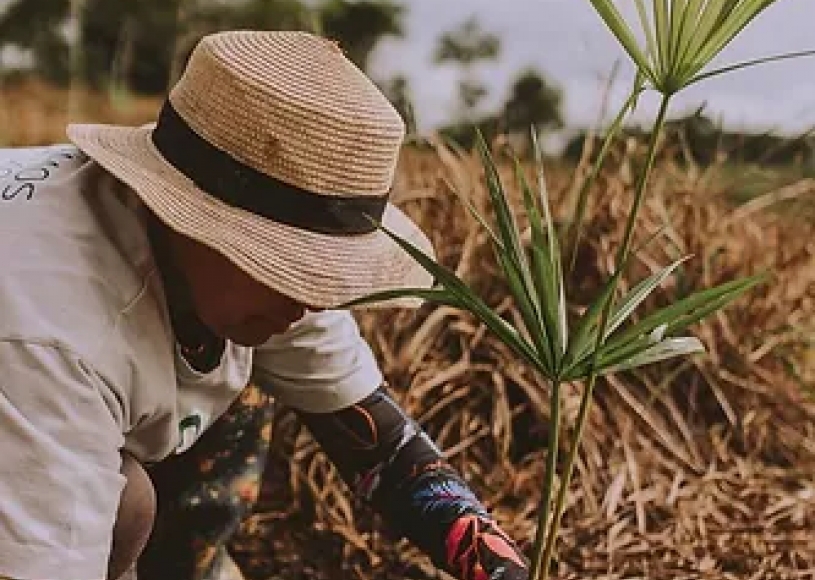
[235,141,815,580]
[0,78,161,146]
[4,80,812,579]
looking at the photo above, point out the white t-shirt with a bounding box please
[0,145,383,580]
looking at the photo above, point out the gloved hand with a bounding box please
[445,512,529,580]
[295,385,530,580]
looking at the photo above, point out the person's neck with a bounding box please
[143,212,226,372]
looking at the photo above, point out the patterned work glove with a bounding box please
[383,466,529,580]
[445,511,529,580]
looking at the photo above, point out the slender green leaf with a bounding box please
[339,287,461,309]
[476,133,529,270]
[475,134,543,331]
[513,156,558,367]
[653,0,671,78]
[530,244,559,368]
[372,219,549,375]
[634,0,660,73]
[605,256,691,337]
[433,141,557,363]
[562,265,626,372]
[692,0,776,76]
[495,245,554,370]
[563,331,703,380]
[512,157,546,291]
[667,0,689,74]
[683,0,739,63]
[561,231,672,373]
[589,0,656,82]
[603,273,767,355]
[663,283,759,336]
[564,333,650,380]
[475,135,553,371]
[476,133,522,257]
[603,329,661,365]
[687,49,815,87]
[674,0,707,68]
[533,130,568,358]
[600,336,705,374]
[561,255,683,379]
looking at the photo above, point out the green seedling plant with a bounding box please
[347,1,815,579]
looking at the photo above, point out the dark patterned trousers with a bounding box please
[137,384,274,580]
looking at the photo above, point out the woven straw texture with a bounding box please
[170,31,406,196]
[66,30,434,309]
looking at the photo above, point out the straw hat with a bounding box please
[67,30,435,309]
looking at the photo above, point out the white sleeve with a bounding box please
[252,310,383,413]
[0,340,126,580]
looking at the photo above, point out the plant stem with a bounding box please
[566,84,643,276]
[612,94,672,272]
[529,379,561,580]
[538,93,673,579]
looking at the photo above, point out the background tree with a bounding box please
[381,74,417,136]
[80,0,183,93]
[165,0,316,87]
[0,0,72,84]
[0,0,186,92]
[433,16,500,121]
[316,0,404,74]
[0,0,405,93]
[500,68,564,152]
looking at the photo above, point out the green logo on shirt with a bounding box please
[176,414,203,453]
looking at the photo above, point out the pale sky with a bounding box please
[369,0,815,137]
[1,0,813,137]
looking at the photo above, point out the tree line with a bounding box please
[563,108,815,170]
[0,0,404,92]
[0,0,564,152]
[0,0,809,166]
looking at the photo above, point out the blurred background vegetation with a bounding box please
[1,0,812,179]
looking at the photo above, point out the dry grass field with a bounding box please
[3,79,814,579]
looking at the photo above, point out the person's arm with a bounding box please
[254,311,528,580]
[295,384,529,580]
[0,340,127,580]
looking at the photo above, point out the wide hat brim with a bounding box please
[66,123,435,309]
